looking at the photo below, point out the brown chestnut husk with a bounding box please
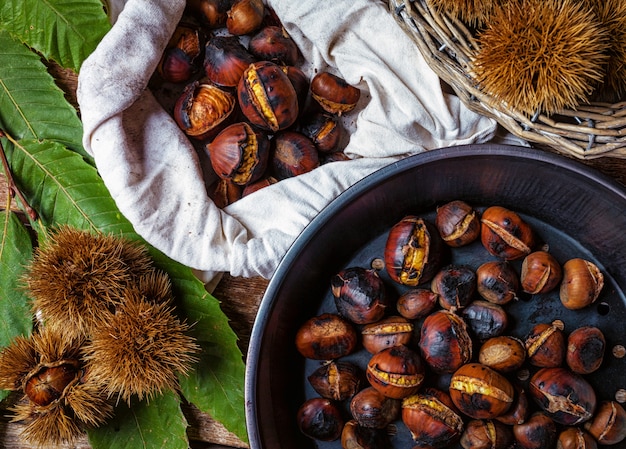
[271,131,320,180]
[460,419,514,449]
[475,260,519,305]
[297,397,344,441]
[513,412,557,449]
[462,300,509,341]
[366,345,425,399]
[435,200,481,247]
[480,206,535,260]
[226,0,264,36]
[584,400,626,445]
[431,264,477,311]
[419,310,473,374]
[295,313,358,360]
[331,267,388,325]
[559,258,604,310]
[520,250,562,294]
[308,361,362,401]
[396,288,439,320]
[310,71,361,115]
[566,326,605,374]
[248,26,300,66]
[361,316,414,354]
[525,320,566,368]
[384,216,447,287]
[402,387,464,448]
[237,60,299,132]
[350,386,401,429]
[529,367,597,425]
[206,122,270,185]
[203,35,255,88]
[478,335,526,373]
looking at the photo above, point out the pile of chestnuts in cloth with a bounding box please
[295,201,626,449]
[149,0,361,208]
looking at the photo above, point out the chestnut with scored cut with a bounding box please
[460,419,513,449]
[350,386,401,429]
[584,400,626,445]
[297,397,344,441]
[520,250,562,294]
[557,427,598,449]
[331,267,387,325]
[208,178,242,208]
[158,25,203,83]
[366,345,425,399]
[361,316,414,354]
[480,206,535,260]
[237,60,299,132]
[300,112,342,153]
[310,71,361,115]
[566,326,605,374]
[295,313,358,360]
[396,288,439,320]
[525,320,566,368]
[431,264,477,311]
[203,35,255,87]
[385,216,447,287]
[419,310,473,373]
[559,258,604,310]
[476,260,519,305]
[308,361,362,401]
[435,200,481,247]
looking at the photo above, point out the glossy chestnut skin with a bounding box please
[241,175,277,196]
[203,35,255,88]
[520,250,562,294]
[237,61,299,132]
[557,427,598,449]
[460,419,513,449]
[341,419,390,449]
[297,397,344,441]
[529,367,597,425]
[310,71,361,115]
[366,345,425,399]
[431,265,477,311]
[584,400,626,445]
[513,412,557,449]
[475,260,519,305]
[282,65,309,112]
[206,122,270,185]
[226,0,264,36]
[396,288,439,320]
[496,385,529,425]
[174,81,236,140]
[449,363,514,419]
[271,131,320,180]
[559,258,604,310]
[525,320,566,368]
[478,335,526,373]
[566,326,605,374]
[384,216,447,287]
[299,112,342,153]
[435,200,481,247]
[419,310,473,373]
[248,26,299,65]
[480,206,535,260]
[331,267,388,325]
[187,0,232,29]
[208,178,243,208]
[350,386,401,429]
[462,300,509,341]
[24,361,80,406]
[158,25,203,83]
[308,361,362,401]
[361,316,414,354]
[295,313,358,360]
[402,388,464,448]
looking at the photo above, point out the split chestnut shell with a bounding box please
[174,81,235,140]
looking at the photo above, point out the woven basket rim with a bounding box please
[389,0,626,160]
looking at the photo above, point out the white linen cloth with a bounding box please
[77,0,498,281]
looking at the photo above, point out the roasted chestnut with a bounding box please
[297,397,344,441]
[559,258,604,310]
[331,267,388,325]
[449,363,514,419]
[520,250,562,294]
[384,216,447,287]
[174,80,236,140]
[361,316,414,354]
[435,200,481,247]
[203,35,255,87]
[566,326,605,374]
[366,345,425,399]
[402,388,464,448]
[310,71,361,115]
[396,288,439,320]
[496,385,530,425]
[206,122,270,185]
[207,178,243,208]
[237,60,299,132]
[557,427,598,449]
[478,335,526,373]
[341,419,390,449]
[158,25,203,83]
[281,65,309,112]
[350,386,401,429]
[271,131,320,180]
[513,412,557,449]
[462,300,509,341]
[308,361,362,401]
[295,313,358,360]
[226,0,264,36]
[460,419,513,449]
[584,400,626,445]
[480,206,535,260]
[419,310,473,373]
[299,112,342,153]
[431,264,477,311]
[248,26,300,66]
[525,320,566,368]
[187,0,231,29]
[529,367,597,425]
[475,260,519,305]
[241,175,277,196]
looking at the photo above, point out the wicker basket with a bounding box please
[389,0,626,160]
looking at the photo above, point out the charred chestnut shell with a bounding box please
[419,310,473,374]
[331,267,388,325]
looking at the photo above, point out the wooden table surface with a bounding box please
[1,64,626,449]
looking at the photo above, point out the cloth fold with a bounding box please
[77,0,498,281]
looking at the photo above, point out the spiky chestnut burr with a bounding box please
[426,0,503,27]
[472,0,609,116]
